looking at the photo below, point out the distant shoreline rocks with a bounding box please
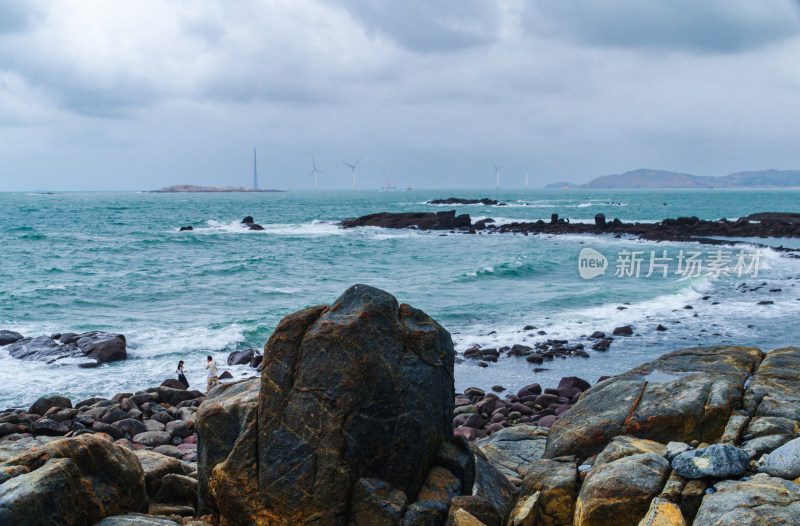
[340,210,800,243]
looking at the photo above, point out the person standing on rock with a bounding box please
[206,355,219,392]
[177,360,189,389]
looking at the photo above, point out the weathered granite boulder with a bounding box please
[0,434,147,525]
[475,426,547,484]
[742,347,800,452]
[574,452,670,526]
[593,436,665,467]
[195,378,260,517]
[635,497,686,526]
[545,346,762,460]
[519,456,577,526]
[692,474,800,524]
[198,285,455,525]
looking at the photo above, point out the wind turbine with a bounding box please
[309,157,323,190]
[493,162,502,190]
[343,157,361,190]
[253,148,259,190]
[524,162,529,190]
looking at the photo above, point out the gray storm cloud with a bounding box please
[1,0,800,190]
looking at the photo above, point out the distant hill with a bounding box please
[557,169,800,189]
[150,185,283,193]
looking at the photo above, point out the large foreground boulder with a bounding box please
[0,434,147,525]
[197,284,456,525]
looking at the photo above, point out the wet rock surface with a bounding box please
[4,331,127,367]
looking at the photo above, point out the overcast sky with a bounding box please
[2,0,800,191]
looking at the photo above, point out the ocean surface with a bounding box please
[2,188,799,408]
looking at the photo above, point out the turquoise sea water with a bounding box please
[1,188,799,408]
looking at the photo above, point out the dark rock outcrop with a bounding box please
[5,331,127,367]
[197,284,456,525]
[226,348,256,366]
[341,210,471,230]
[241,216,265,231]
[0,330,23,346]
[427,197,504,206]
[340,210,800,241]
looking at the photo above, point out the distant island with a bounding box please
[545,168,800,189]
[150,185,283,193]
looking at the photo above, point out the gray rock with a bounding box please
[476,425,547,483]
[671,443,750,479]
[132,431,172,447]
[763,436,800,480]
[742,434,794,458]
[165,420,192,439]
[30,419,69,436]
[693,474,800,524]
[143,419,166,432]
[664,441,692,461]
[29,395,72,416]
[153,445,184,459]
[133,449,185,497]
[0,330,23,346]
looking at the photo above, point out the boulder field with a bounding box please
[1,286,800,525]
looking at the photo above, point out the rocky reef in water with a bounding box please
[1,330,127,368]
[1,286,800,525]
[341,211,800,243]
[427,198,507,206]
